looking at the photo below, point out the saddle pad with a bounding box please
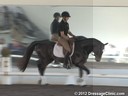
[53,44,64,58]
[53,43,75,58]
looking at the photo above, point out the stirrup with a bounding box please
[67,57,72,69]
[63,59,71,69]
[67,63,71,69]
[63,63,71,69]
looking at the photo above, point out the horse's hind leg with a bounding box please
[37,60,48,85]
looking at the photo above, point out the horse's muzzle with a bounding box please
[95,58,101,62]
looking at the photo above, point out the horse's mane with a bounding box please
[89,38,103,45]
[35,36,103,47]
[36,39,55,45]
[76,37,103,48]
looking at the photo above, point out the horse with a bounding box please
[17,36,108,84]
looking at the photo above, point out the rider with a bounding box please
[58,11,75,69]
[50,12,61,42]
[50,12,61,64]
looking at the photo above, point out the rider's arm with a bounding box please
[52,22,58,34]
[60,31,69,40]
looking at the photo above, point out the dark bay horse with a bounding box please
[17,36,107,83]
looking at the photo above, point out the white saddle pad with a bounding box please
[53,43,75,58]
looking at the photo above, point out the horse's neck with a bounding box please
[80,38,99,55]
[84,46,93,55]
[75,37,101,54]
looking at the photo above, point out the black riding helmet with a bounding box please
[53,12,60,18]
[61,11,71,17]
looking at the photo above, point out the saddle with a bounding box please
[53,38,75,58]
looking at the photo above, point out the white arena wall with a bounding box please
[18,6,128,48]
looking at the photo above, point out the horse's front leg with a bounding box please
[79,68,83,78]
[77,66,89,86]
[77,68,85,83]
[76,62,90,75]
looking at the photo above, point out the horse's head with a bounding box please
[76,37,108,62]
[93,42,108,62]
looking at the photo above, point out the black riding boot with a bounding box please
[63,52,71,69]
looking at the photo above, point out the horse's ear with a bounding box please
[104,43,108,46]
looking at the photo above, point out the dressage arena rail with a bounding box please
[10,54,128,60]
[1,54,128,85]
[1,54,128,78]
[1,72,128,78]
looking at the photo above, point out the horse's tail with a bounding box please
[17,41,39,72]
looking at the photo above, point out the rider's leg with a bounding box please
[51,33,59,43]
[58,37,71,69]
[63,51,71,69]
[51,34,61,64]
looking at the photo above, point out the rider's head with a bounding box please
[61,11,71,21]
[53,12,61,20]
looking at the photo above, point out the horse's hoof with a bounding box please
[77,78,84,83]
